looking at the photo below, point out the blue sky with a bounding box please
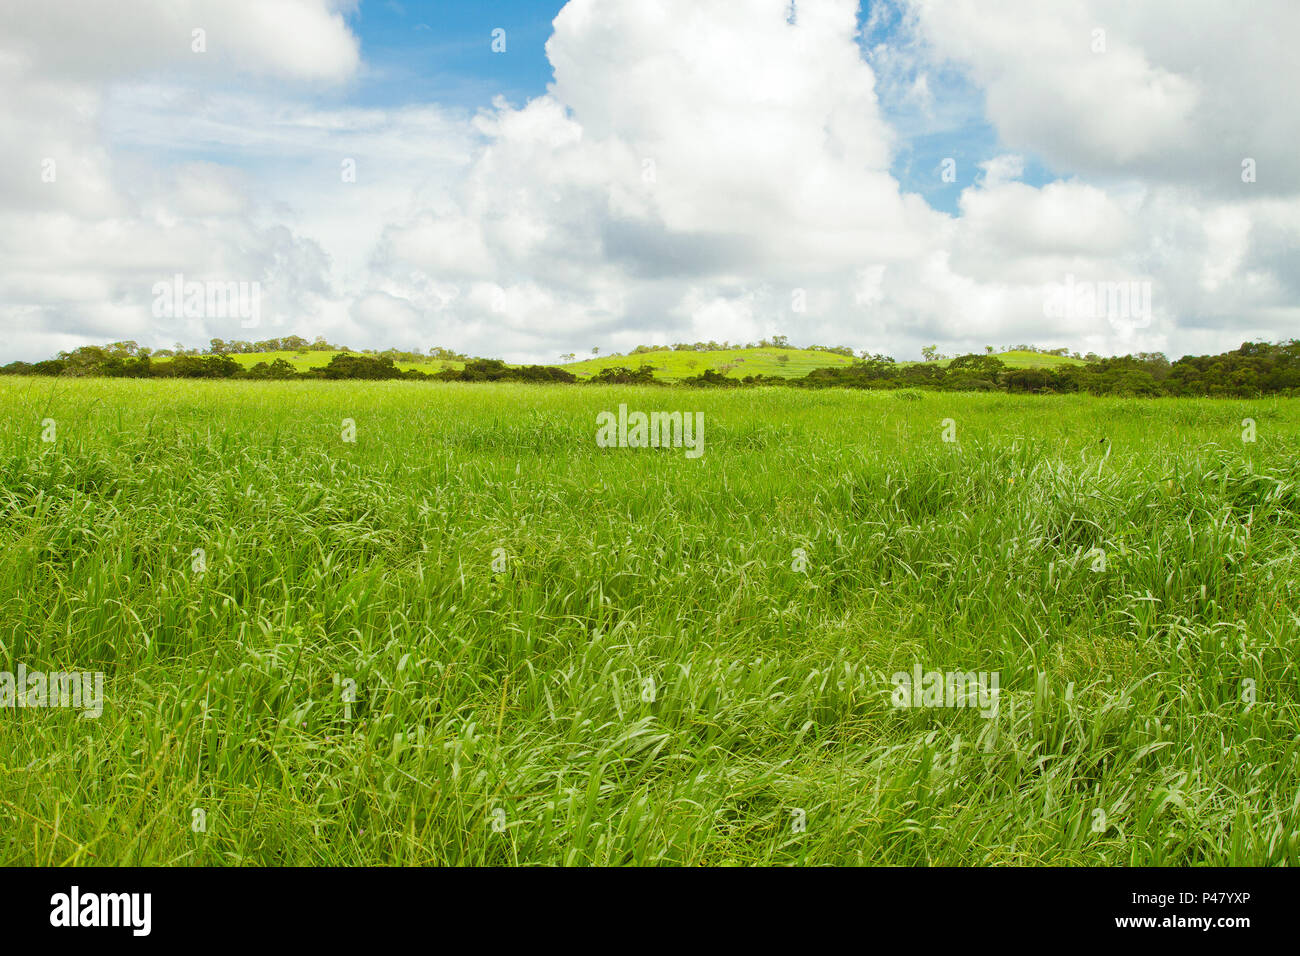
[348,1,567,110]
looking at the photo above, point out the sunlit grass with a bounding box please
[0,378,1296,865]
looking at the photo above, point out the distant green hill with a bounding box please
[225,350,464,373]
[562,347,1085,380]
[946,350,1086,369]
[222,346,1084,381]
[561,347,858,380]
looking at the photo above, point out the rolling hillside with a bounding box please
[555,347,1085,380]
[951,350,1086,369]
[560,347,859,380]
[222,347,1085,381]
[225,350,464,373]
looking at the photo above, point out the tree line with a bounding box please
[0,349,577,383]
[677,343,1300,397]
[3,340,1298,397]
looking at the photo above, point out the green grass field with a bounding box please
[1,378,1297,865]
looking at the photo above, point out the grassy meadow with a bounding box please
[0,377,1297,865]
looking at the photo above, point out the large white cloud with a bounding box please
[907,0,1300,194]
[0,0,360,84]
[369,0,953,360]
[899,0,1300,354]
[0,0,1296,363]
[0,1,361,358]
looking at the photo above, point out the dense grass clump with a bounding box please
[0,379,1296,865]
